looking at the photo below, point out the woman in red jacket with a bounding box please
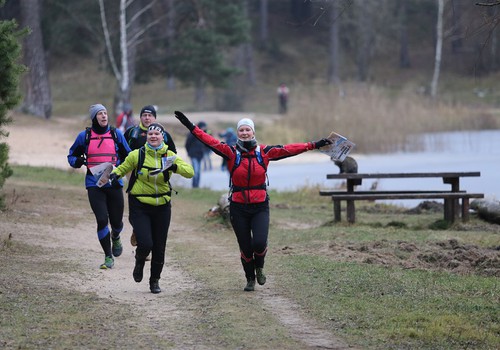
[175,111,332,292]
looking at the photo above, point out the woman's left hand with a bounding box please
[313,138,332,149]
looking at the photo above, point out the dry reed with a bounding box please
[272,83,498,153]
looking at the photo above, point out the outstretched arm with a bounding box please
[174,111,195,131]
[174,111,234,159]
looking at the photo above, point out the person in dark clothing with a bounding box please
[67,104,131,269]
[218,127,237,172]
[124,105,176,153]
[185,121,208,188]
[174,111,333,291]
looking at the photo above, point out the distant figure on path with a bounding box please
[116,103,135,133]
[277,82,289,114]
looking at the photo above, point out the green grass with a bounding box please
[3,166,499,349]
[270,256,499,349]
[10,165,83,187]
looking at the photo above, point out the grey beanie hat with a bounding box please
[89,104,106,120]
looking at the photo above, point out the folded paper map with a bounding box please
[90,162,114,187]
[149,155,177,176]
[319,132,355,162]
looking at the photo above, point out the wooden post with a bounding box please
[333,199,341,222]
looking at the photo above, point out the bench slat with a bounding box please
[319,190,465,196]
[329,192,484,201]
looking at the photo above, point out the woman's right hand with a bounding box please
[174,111,195,131]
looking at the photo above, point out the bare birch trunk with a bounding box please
[430,0,444,98]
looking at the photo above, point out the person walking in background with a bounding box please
[67,104,131,269]
[124,105,176,153]
[124,105,177,249]
[202,125,213,171]
[185,121,208,188]
[277,82,289,114]
[218,127,237,172]
[174,111,332,291]
[109,123,194,294]
[116,103,135,133]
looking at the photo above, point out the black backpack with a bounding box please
[126,146,177,196]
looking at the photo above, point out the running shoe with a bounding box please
[256,268,266,285]
[244,278,255,292]
[112,237,123,257]
[100,256,114,269]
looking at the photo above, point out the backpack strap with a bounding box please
[126,147,178,196]
[126,146,146,193]
[229,146,268,190]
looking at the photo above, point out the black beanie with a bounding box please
[140,105,157,118]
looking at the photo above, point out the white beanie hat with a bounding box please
[237,118,255,132]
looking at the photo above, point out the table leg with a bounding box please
[347,200,355,223]
[333,199,341,222]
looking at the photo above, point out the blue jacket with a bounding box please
[67,126,131,188]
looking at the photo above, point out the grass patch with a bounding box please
[2,166,499,349]
[10,165,83,187]
[270,256,500,349]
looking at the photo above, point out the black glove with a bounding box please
[74,157,85,168]
[109,173,121,188]
[167,163,177,173]
[174,111,195,131]
[313,138,332,149]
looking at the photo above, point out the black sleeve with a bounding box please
[165,131,177,154]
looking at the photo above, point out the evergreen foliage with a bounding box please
[171,0,250,89]
[0,6,26,208]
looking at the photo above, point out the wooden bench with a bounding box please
[325,192,483,223]
[320,172,483,224]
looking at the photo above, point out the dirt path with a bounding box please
[3,113,353,349]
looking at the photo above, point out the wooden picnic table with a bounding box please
[322,172,482,223]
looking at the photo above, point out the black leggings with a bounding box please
[229,201,269,280]
[128,195,171,280]
[87,186,124,256]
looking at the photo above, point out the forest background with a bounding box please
[1,2,500,348]
[2,0,500,153]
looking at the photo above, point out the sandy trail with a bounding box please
[3,113,352,349]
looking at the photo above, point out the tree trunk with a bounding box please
[451,0,463,54]
[20,0,52,119]
[398,0,411,69]
[259,0,268,48]
[166,0,176,90]
[244,0,256,85]
[430,0,444,98]
[355,2,374,82]
[194,77,206,111]
[327,0,340,85]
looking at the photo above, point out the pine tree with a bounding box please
[0,6,26,209]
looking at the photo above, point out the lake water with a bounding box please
[172,130,500,207]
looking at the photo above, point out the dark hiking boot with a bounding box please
[133,259,145,283]
[256,268,266,285]
[244,278,255,292]
[150,279,161,294]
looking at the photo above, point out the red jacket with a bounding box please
[191,126,315,204]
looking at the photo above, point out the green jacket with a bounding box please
[113,143,194,206]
